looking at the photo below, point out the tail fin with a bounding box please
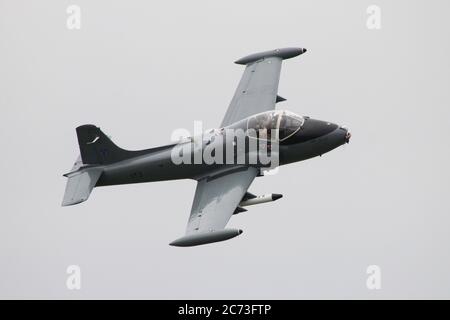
[76,124,132,165]
[61,124,126,206]
[63,124,174,206]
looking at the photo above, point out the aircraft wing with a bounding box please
[220,47,307,127]
[170,167,258,247]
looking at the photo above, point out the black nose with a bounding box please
[283,119,338,144]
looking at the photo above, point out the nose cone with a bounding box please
[278,118,350,164]
[337,126,351,144]
[345,129,351,143]
[283,118,338,145]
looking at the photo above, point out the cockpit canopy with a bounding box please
[227,110,305,141]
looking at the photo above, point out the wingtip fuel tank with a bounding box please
[169,229,243,247]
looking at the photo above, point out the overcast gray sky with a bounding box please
[1,0,450,299]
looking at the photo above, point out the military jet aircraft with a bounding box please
[62,47,350,247]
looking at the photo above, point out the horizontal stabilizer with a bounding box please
[62,167,102,206]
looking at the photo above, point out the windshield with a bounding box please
[224,110,304,141]
[279,111,304,141]
[245,110,304,141]
[246,111,279,140]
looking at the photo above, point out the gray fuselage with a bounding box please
[96,117,350,187]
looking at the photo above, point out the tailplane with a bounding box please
[61,160,102,206]
[62,124,130,207]
[62,124,173,206]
